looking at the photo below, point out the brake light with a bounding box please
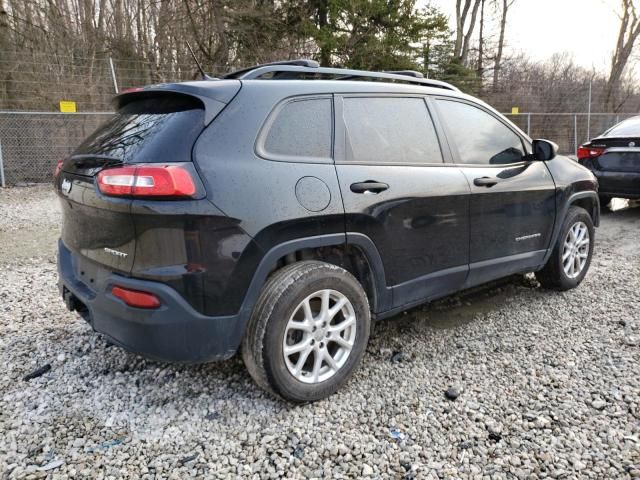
[577,146,604,162]
[97,165,196,197]
[111,286,160,309]
[54,159,64,178]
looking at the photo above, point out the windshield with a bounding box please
[73,95,204,163]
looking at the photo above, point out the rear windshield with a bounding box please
[73,95,204,163]
[603,116,640,137]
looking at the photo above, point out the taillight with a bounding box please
[54,159,64,178]
[577,146,604,162]
[111,286,160,309]
[97,165,196,198]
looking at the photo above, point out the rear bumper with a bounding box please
[57,240,243,363]
[592,170,640,198]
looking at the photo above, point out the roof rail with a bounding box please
[384,70,424,79]
[224,59,320,79]
[222,59,459,92]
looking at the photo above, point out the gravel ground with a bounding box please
[1,186,639,479]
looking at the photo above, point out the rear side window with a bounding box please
[74,94,204,163]
[260,98,332,161]
[436,99,524,165]
[342,97,442,164]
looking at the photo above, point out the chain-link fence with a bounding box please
[0,112,110,185]
[504,113,636,155]
[0,111,635,186]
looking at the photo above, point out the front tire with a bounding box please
[242,261,371,402]
[536,206,594,290]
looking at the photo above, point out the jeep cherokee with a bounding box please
[55,60,599,402]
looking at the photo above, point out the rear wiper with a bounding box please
[69,154,123,169]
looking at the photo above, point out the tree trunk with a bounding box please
[454,0,464,60]
[315,0,330,66]
[605,0,640,111]
[454,0,482,65]
[460,0,481,65]
[493,0,512,92]
[477,0,485,77]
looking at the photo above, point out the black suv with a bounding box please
[56,60,599,402]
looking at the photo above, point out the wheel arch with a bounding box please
[541,190,600,266]
[236,233,389,340]
[568,191,600,227]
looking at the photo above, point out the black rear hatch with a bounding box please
[56,85,237,274]
[587,137,640,173]
[588,117,640,173]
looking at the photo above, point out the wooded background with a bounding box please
[1,0,639,114]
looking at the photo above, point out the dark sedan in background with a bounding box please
[578,116,640,205]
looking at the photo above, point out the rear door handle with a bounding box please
[350,181,389,194]
[473,176,498,187]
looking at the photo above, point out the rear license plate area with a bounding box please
[73,255,111,292]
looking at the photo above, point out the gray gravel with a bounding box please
[1,186,639,479]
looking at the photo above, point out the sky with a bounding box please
[422,0,621,74]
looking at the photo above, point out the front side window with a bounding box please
[260,97,332,161]
[437,100,525,165]
[342,97,443,164]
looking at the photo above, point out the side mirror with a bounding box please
[532,139,558,161]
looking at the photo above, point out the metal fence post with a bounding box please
[527,113,531,136]
[574,115,578,154]
[586,80,592,141]
[0,141,7,188]
[0,140,4,187]
[109,57,119,94]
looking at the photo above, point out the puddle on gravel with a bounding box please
[379,274,538,334]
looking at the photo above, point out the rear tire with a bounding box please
[536,206,594,291]
[242,261,370,402]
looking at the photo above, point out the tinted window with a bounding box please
[342,97,442,164]
[74,95,204,163]
[603,116,640,137]
[262,98,332,160]
[437,100,524,165]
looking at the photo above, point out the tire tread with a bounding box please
[536,206,594,291]
[241,261,368,401]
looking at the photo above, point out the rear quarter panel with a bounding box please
[192,82,346,249]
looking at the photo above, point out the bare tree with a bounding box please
[454,0,481,65]
[605,0,640,110]
[492,0,515,92]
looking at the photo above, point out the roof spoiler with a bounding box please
[113,81,241,125]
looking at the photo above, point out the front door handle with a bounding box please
[473,176,498,187]
[350,181,389,194]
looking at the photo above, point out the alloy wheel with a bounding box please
[562,221,590,279]
[282,289,357,384]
